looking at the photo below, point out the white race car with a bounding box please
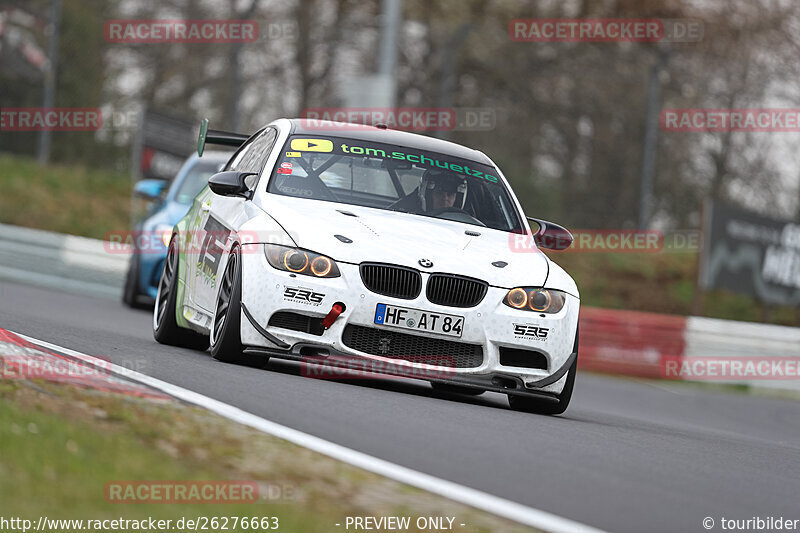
[153,119,580,415]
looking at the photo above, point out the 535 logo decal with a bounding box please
[284,286,325,305]
[513,324,549,340]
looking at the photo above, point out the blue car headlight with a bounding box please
[154,224,173,248]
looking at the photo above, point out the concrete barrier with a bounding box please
[579,307,686,378]
[0,222,129,299]
[579,306,800,393]
[683,316,800,393]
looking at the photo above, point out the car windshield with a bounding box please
[267,135,524,232]
[174,159,226,204]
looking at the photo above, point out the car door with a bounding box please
[175,168,217,315]
[192,127,279,313]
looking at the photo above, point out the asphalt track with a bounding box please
[1,280,799,533]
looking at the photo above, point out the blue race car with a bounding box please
[122,151,230,307]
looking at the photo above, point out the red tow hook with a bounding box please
[322,302,346,329]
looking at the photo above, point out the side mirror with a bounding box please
[208,171,256,198]
[526,216,573,251]
[133,179,169,200]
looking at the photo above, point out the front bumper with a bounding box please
[140,254,165,300]
[239,245,579,395]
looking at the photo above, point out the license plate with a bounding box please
[374,304,464,337]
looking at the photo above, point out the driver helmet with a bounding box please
[418,168,467,211]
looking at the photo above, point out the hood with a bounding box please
[260,195,548,288]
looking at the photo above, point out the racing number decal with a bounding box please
[197,217,230,287]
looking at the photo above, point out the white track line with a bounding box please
[16,331,606,533]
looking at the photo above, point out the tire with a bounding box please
[153,238,208,349]
[209,245,253,365]
[431,382,485,396]
[508,332,578,415]
[122,255,142,308]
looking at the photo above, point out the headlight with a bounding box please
[264,244,340,278]
[503,288,566,313]
[154,224,173,248]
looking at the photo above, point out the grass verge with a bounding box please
[0,379,535,533]
[0,153,130,240]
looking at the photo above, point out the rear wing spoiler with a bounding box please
[197,118,249,156]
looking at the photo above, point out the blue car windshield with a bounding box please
[267,135,524,233]
[175,160,225,204]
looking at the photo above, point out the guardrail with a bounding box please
[0,222,129,299]
[1,223,798,393]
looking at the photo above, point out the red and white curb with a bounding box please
[0,328,167,399]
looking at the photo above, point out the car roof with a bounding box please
[286,118,493,166]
